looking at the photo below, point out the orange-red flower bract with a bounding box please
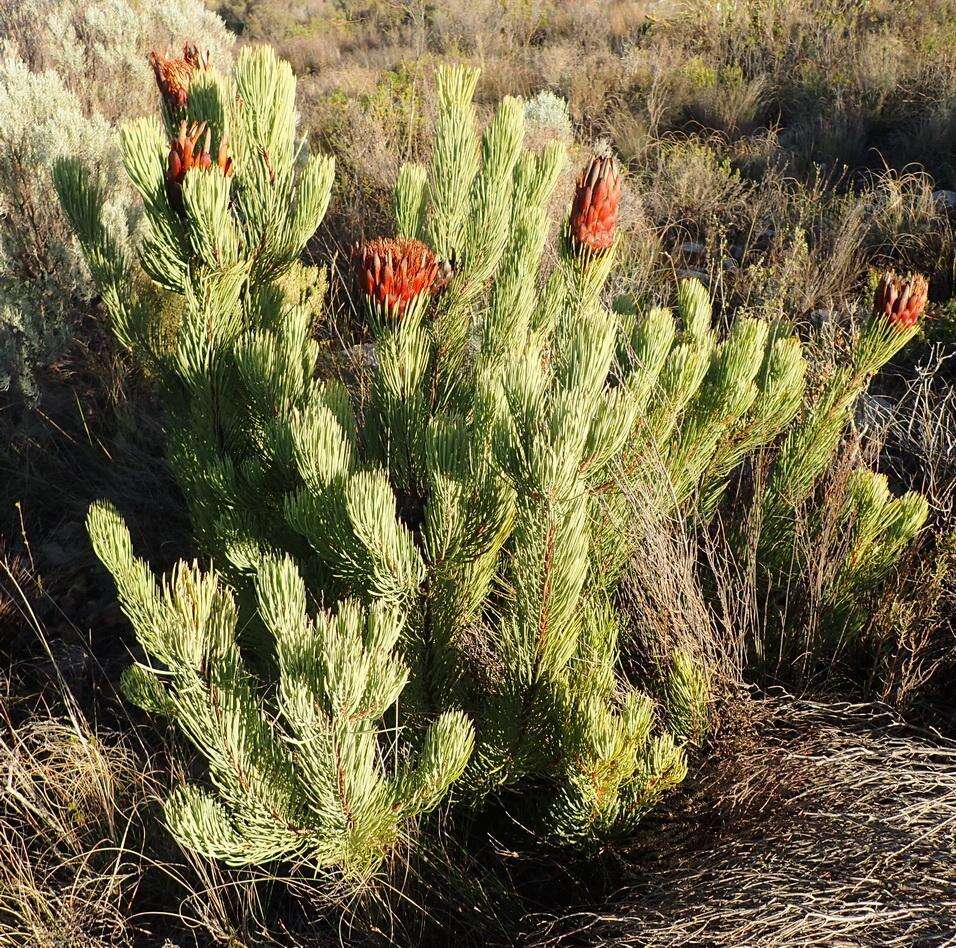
[353,237,440,316]
[166,121,233,208]
[568,155,621,255]
[150,42,209,112]
[873,270,929,330]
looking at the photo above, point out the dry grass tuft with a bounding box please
[527,694,956,947]
[0,708,156,946]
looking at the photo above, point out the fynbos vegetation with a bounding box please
[0,1,953,944]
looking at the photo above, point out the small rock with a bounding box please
[678,241,706,259]
[933,189,956,213]
[676,268,709,284]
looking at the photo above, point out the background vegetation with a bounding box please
[0,0,953,944]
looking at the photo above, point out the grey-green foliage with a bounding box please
[57,50,922,882]
[0,0,233,402]
[523,90,573,140]
[0,49,127,401]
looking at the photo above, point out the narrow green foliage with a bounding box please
[667,648,711,746]
[93,501,472,875]
[826,471,930,640]
[424,65,481,258]
[59,49,927,884]
[751,304,930,652]
[395,162,428,239]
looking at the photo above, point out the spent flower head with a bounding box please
[150,42,209,113]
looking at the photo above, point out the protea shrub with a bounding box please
[754,267,930,660]
[53,47,928,887]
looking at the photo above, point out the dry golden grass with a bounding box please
[0,708,151,946]
[527,695,956,947]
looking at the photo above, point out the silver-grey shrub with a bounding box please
[0,0,232,402]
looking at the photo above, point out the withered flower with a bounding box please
[434,253,457,294]
[568,155,621,256]
[353,237,440,317]
[150,42,209,112]
[873,270,929,330]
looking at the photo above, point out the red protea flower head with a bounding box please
[873,270,929,330]
[166,121,233,208]
[352,237,440,318]
[150,42,209,112]
[568,155,621,256]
